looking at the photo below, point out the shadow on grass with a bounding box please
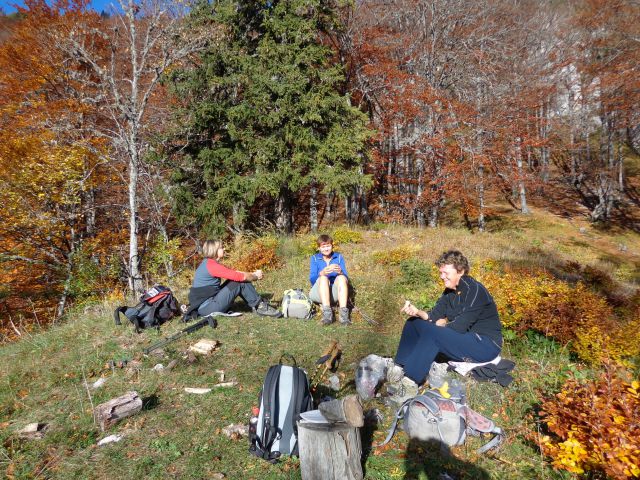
[142,394,160,411]
[403,439,490,480]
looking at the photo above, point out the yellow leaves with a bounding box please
[613,415,626,425]
[478,265,636,365]
[538,370,640,480]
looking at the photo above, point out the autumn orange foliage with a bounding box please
[0,0,117,333]
[537,367,640,479]
[479,267,640,365]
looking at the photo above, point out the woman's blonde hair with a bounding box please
[202,239,223,259]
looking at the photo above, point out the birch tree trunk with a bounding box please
[310,182,318,232]
[478,165,486,232]
[65,0,208,296]
[515,137,530,214]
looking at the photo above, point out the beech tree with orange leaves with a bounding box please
[0,0,110,327]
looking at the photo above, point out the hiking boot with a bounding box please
[321,306,334,325]
[253,300,282,318]
[384,358,405,384]
[386,376,419,407]
[339,307,351,325]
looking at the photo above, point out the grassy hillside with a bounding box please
[1,209,639,479]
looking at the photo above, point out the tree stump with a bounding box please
[94,391,142,431]
[318,395,364,427]
[298,421,363,480]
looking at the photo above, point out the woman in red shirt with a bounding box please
[187,239,281,318]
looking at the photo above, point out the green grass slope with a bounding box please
[1,211,639,479]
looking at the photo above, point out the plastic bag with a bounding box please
[355,354,388,400]
[427,362,448,388]
[427,362,465,402]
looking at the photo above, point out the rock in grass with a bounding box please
[97,434,123,446]
[18,423,48,439]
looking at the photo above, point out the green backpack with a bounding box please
[281,289,314,319]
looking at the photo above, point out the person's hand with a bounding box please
[401,300,420,317]
[435,318,447,327]
[323,265,338,275]
[253,269,264,280]
[332,264,342,275]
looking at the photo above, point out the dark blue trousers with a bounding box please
[197,281,261,316]
[394,317,501,384]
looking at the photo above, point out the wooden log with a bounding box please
[94,391,142,431]
[318,395,364,427]
[298,421,363,480]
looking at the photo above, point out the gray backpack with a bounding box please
[249,355,313,463]
[379,390,504,453]
[281,289,314,319]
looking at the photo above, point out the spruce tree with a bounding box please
[166,0,371,235]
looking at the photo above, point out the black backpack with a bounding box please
[114,285,180,333]
[249,355,313,463]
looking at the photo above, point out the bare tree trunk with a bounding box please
[56,229,77,319]
[344,192,353,225]
[310,181,318,232]
[478,165,486,232]
[617,132,624,191]
[275,188,293,233]
[416,157,425,227]
[355,165,369,224]
[540,102,550,183]
[515,138,530,214]
[427,202,439,228]
[128,136,143,295]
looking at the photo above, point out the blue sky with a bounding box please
[1,0,116,14]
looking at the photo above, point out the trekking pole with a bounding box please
[143,315,217,355]
[348,300,379,326]
[309,340,341,391]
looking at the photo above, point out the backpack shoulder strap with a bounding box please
[114,306,127,326]
[259,365,282,456]
[457,404,504,454]
[140,302,160,330]
[375,397,414,447]
[289,367,304,456]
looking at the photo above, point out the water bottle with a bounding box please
[249,406,259,440]
[448,378,465,402]
[356,365,378,400]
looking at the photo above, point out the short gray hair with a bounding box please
[435,250,469,274]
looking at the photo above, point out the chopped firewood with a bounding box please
[189,339,220,355]
[213,381,237,388]
[184,387,212,394]
[94,391,142,431]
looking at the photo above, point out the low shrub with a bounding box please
[537,367,640,479]
[331,227,363,245]
[146,235,186,283]
[372,244,420,265]
[480,268,638,365]
[229,235,282,272]
[398,259,434,289]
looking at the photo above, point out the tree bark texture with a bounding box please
[318,395,364,427]
[94,391,142,431]
[298,421,363,480]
